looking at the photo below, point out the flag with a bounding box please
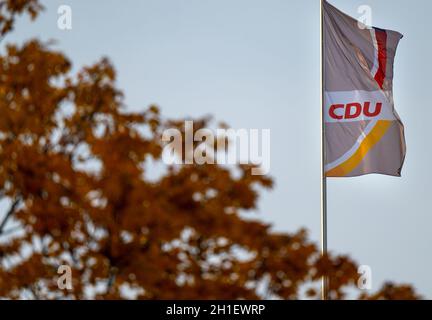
[323,1,406,177]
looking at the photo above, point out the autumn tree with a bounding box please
[0,0,420,300]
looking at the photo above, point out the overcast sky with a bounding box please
[6,0,432,298]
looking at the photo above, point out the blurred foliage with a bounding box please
[0,0,43,36]
[0,0,420,299]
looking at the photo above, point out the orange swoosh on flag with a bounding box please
[326,120,392,177]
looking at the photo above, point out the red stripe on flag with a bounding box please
[374,29,387,89]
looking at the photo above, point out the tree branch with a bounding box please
[106,266,118,294]
[0,196,22,235]
[0,225,22,237]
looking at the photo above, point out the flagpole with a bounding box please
[320,0,329,301]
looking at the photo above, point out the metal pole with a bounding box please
[320,0,329,301]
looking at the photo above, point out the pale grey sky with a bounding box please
[6,0,432,298]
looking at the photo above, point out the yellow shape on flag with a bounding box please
[326,120,392,177]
